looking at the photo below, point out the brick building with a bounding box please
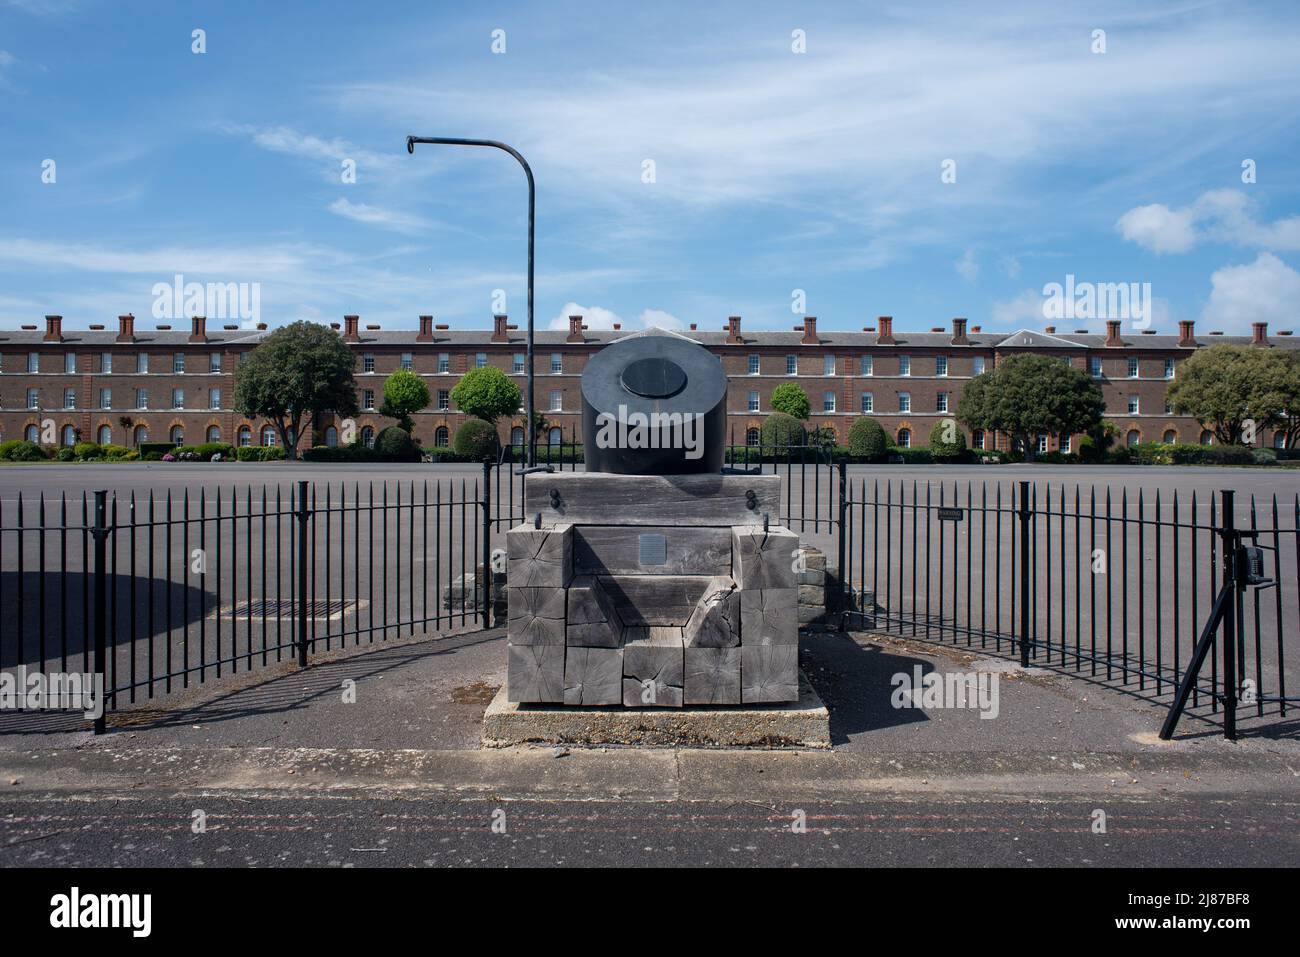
[2,312,1296,455]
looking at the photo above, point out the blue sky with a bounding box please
[2,0,1299,336]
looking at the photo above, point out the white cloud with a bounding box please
[955,249,979,281]
[638,308,682,330]
[219,124,401,179]
[547,303,684,331]
[999,255,1021,279]
[1117,189,1300,254]
[328,198,428,234]
[991,289,1048,328]
[1203,253,1300,333]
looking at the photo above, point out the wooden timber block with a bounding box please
[507,586,566,645]
[682,576,740,648]
[566,576,623,648]
[739,588,798,645]
[526,472,781,526]
[622,633,685,707]
[683,646,741,705]
[599,575,711,627]
[507,523,574,588]
[622,625,685,643]
[507,644,565,703]
[563,647,624,706]
[741,644,799,704]
[574,525,731,577]
[731,525,799,589]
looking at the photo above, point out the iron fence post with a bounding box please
[1220,489,1238,740]
[1018,480,1031,667]
[92,489,107,735]
[296,480,310,668]
[482,457,493,628]
[836,459,847,621]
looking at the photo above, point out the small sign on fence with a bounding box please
[937,507,964,522]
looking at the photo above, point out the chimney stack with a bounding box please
[491,314,508,343]
[1178,320,1195,347]
[343,315,360,342]
[727,315,743,344]
[117,314,135,343]
[951,317,969,345]
[1253,321,1268,346]
[567,315,584,343]
[418,315,435,342]
[189,316,207,343]
[801,316,818,344]
[1105,319,1122,347]
[877,316,895,345]
[43,315,63,342]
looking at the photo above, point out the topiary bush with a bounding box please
[847,418,889,462]
[56,446,75,462]
[452,418,499,462]
[928,421,968,462]
[375,426,420,462]
[760,412,805,456]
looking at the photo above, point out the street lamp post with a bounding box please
[405,135,537,468]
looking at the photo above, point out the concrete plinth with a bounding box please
[482,671,829,749]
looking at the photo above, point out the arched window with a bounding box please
[206,426,220,443]
[237,426,251,447]
[170,426,184,447]
[262,426,278,446]
[745,427,761,447]
[361,426,375,449]
[548,427,563,447]
[972,429,985,450]
[510,426,524,448]
[97,425,112,445]
[434,426,449,448]
[1275,431,1287,450]
[1126,429,1141,448]
[25,425,38,443]
[1162,429,1177,444]
[134,425,149,445]
[897,428,911,448]
[1199,430,1213,446]
[61,425,76,447]
[325,426,338,448]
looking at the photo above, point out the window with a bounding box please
[437,389,449,411]
[101,353,112,374]
[434,427,449,448]
[823,391,836,413]
[170,426,184,447]
[1164,358,1175,379]
[936,356,949,377]
[1163,429,1178,444]
[936,392,948,413]
[173,353,185,374]
[785,355,797,376]
[138,353,149,374]
[475,353,487,369]
[1164,399,1173,415]
[972,429,985,450]
[823,355,836,376]
[209,389,221,410]
[747,391,760,412]
[550,390,563,412]
[65,353,76,374]
[363,353,375,373]
[745,427,761,447]
[262,426,278,447]
[1127,395,1140,415]
[134,424,149,445]
[748,355,760,375]
[861,355,873,376]
[209,353,221,374]
[63,388,76,410]
[206,426,220,443]
[551,353,563,374]
[97,425,112,445]
[1127,429,1141,448]
[27,353,38,373]
[1274,432,1287,450]
[397,352,411,371]
[1128,357,1139,378]
[99,388,111,409]
[1090,356,1103,378]
[510,427,525,448]
[363,389,375,411]
[1061,434,1072,454]
[897,428,911,448]
[973,356,986,376]
[136,389,149,410]
[899,392,911,413]
[861,392,873,414]
[899,355,911,376]
[239,352,248,364]
[513,354,525,374]
[361,426,375,449]
[238,426,251,447]
[548,427,563,446]
[61,425,76,447]
[25,425,38,443]
[437,353,449,374]
[325,426,338,448]
[26,388,38,410]
[1037,434,1049,454]
[172,389,184,410]
[1200,430,1213,446]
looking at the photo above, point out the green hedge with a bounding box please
[0,439,46,462]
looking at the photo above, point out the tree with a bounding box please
[760,412,805,454]
[379,369,430,433]
[450,366,522,424]
[454,418,500,461]
[956,354,1103,462]
[1166,344,1298,446]
[847,418,888,461]
[770,382,810,420]
[233,321,359,461]
[928,420,967,461]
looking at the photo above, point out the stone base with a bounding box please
[482,671,829,749]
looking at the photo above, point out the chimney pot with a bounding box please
[256,322,267,330]
[1178,319,1196,347]
[727,315,743,343]
[343,315,360,342]
[970,325,981,333]
[876,316,895,345]
[157,324,171,330]
[689,323,697,331]
[89,324,104,330]
[612,323,621,330]
[419,315,436,342]
[1105,319,1123,347]
[116,313,136,343]
[801,316,819,344]
[490,314,507,343]
[567,315,584,343]
[1253,321,1268,345]
[189,316,207,343]
[365,324,380,330]
[43,315,63,342]
[951,317,969,344]
[435,323,449,330]
[1044,325,1055,334]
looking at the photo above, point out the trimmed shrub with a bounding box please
[101,444,130,459]
[56,446,75,461]
[139,442,175,458]
[0,439,45,462]
[760,412,806,455]
[770,383,811,420]
[928,421,968,462]
[235,446,262,462]
[1252,447,1278,465]
[375,426,419,462]
[890,447,933,464]
[261,445,286,462]
[452,418,499,462]
[847,418,889,462]
[1168,443,1254,466]
[142,451,164,462]
[74,442,103,459]
[1131,442,1174,465]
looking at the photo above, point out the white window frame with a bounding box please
[899,392,911,413]
[785,355,797,376]
[861,392,873,414]
[747,391,760,413]
[899,355,911,377]
[1128,395,1140,415]
[936,356,949,377]
[748,355,760,376]
[860,355,873,377]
